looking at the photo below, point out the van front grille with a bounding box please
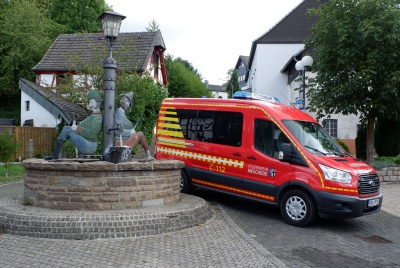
[358,174,380,194]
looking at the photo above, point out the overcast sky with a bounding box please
[106,0,303,85]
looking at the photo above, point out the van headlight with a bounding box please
[319,164,352,184]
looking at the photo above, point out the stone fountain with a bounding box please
[0,11,211,240]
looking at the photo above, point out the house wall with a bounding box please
[38,74,96,88]
[39,74,55,87]
[248,44,304,105]
[245,42,360,153]
[211,91,228,99]
[21,91,61,127]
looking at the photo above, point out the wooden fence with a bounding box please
[0,126,56,159]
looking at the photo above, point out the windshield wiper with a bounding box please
[328,151,352,157]
[304,145,326,156]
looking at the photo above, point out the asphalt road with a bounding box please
[193,185,400,268]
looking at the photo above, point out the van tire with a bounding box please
[180,170,191,193]
[280,189,317,227]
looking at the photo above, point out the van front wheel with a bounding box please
[280,189,317,227]
[180,171,191,193]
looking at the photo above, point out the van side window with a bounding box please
[175,109,243,147]
[254,119,289,158]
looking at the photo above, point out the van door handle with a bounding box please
[233,152,241,157]
[247,155,257,160]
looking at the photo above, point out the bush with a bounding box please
[372,156,400,169]
[0,131,20,177]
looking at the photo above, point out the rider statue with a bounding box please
[44,89,103,160]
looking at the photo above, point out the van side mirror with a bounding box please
[279,143,308,167]
[279,143,293,161]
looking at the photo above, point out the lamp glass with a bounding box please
[295,61,304,71]
[100,11,126,39]
[301,56,313,68]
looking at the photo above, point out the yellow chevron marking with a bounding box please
[164,111,177,115]
[158,122,181,129]
[158,129,184,138]
[159,116,179,122]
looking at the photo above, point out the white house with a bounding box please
[241,0,359,153]
[20,31,168,127]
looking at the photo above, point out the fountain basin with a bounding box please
[22,158,184,210]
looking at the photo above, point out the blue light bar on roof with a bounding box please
[233,91,280,102]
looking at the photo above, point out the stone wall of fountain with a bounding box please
[23,159,184,210]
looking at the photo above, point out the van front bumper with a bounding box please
[316,191,383,219]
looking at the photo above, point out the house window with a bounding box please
[25,101,30,111]
[323,119,338,138]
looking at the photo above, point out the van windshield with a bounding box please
[282,120,347,156]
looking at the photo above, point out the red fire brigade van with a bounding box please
[154,93,382,227]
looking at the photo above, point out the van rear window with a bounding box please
[171,109,243,147]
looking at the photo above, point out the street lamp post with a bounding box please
[99,11,126,162]
[217,78,234,98]
[295,55,313,110]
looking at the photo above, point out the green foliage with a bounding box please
[0,132,20,163]
[0,132,20,177]
[374,117,400,157]
[0,163,25,183]
[146,19,160,32]
[165,54,212,98]
[336,139,349,154]
[224,69,240,98]
[305,0,400,164]
[0,94,20,124]
[372,156,400,169]
[48,0,110,33]
[355,124,367,160]
[0,0,63,102]
[306,0,400,120]
[116,73,168,144]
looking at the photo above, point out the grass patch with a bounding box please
[0,163,25,183]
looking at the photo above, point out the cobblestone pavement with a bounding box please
[379,182,400,217]
[0,181,286,268]
[0,181,398,268]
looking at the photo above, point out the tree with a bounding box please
[224,69,240,98]
[48,0,110,33]
[146,19,160,32]
[0,0,62,119]
[0,131,20,177]
[165,54,212,98]
[305,0,400,164]
[0,0,60,93]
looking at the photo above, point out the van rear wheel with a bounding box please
[180,170,191,193]
[280,189,317,227]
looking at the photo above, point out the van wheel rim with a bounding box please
[286,196,306,220]
[180,176,184,189]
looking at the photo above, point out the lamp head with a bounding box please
[295,61,304,71]
[99,11,126,40]
[301,55,313,68]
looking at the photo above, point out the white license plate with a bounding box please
[368,198,380,207]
